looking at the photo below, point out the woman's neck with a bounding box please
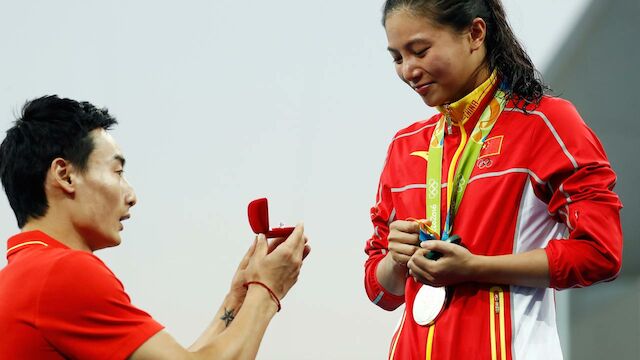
[454,65,492,104]
[437,69,497,125]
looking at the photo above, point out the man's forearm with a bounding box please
[191,286,278,360]
[129,287,278,360]
[188,294,243,352]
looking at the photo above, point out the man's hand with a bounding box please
[265,235,311,260]
[407,240,474,287]
[387,220,422,267]
[131,223,311,360]
[226,238,259,310]
[227,230,311,309]
[244,223,309,300]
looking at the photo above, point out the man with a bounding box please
[0,95,310,359]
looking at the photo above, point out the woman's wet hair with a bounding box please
[383,0,548,110]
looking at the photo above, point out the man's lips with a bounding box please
[119,214,130,230]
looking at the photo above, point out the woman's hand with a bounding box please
[375,220,424,296]
[407,240,475,287]
[387,220,422,267]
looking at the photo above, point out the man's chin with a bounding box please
[108,236,122,248]
[91,236,122,251]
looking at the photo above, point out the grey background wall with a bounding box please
[545,1,640,358]
[1,0,635,359]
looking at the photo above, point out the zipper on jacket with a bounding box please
[444,105,453,135]
[388,309,407,360]
[489,286,506,360]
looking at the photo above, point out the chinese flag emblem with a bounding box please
[478,135,503,159]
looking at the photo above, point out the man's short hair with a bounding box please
[0,95,118,228]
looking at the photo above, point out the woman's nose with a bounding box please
[402,59,422,84]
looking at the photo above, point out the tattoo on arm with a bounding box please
[221,308,235,327]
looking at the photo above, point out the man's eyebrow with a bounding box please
[114,155,126,167]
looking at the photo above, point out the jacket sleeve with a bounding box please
[364,138,405,310]
[529,99,623,289]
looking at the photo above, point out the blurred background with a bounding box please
[0,0,637,358]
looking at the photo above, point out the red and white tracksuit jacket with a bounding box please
[364,96,623,360]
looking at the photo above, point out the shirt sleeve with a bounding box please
[37,252,164,360]
[529,98,623,289]
[364,138,405,310]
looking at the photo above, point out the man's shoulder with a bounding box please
[40,247,100,270]
[1,245,88,285]
[49,249,107,270]
[45,251,121,290]
[36,250,129,318]
[12,246,111,279]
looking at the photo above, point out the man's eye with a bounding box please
[392,57,402,64]
[116,170,124,176]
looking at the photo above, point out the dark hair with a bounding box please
[382,0,548,110]
[0,95,117,228]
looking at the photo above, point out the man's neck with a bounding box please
[22,216,92,252]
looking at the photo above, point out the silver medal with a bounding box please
[412,284,447,326]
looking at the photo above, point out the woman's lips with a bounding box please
[414,82,434,96]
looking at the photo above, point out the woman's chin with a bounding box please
[421,95,443,108]
[418,89,448,107]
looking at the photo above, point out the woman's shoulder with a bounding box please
[537,96,579,115]
[505,96,583,126]
[504,96,591,146]
[391,113,441,142]
[507,96,579,117]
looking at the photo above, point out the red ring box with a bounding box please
[248,198,295,238]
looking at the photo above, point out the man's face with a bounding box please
[71,129,136,251]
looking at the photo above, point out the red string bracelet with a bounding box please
[243,281,281,312]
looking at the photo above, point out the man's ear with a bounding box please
[50,158,75,194]
[469,17,487,52]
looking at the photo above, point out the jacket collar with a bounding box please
[6,230,68,260]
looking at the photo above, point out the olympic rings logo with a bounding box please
[476,158,493,169]
[457,177,466,193]
[428,179,439,198]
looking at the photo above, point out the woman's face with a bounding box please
[385,10,487,107]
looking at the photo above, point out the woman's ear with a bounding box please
[469,17,487,51]
[50,158,75,194]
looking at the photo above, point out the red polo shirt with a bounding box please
[0,231,163,359]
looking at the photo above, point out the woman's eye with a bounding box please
[392,57,403,64]
[116,170,124,176]
[415,48,429,57]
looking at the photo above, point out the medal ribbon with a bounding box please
[426,72,507,240]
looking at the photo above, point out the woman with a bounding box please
[363,1,623,359]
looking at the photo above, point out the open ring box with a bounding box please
[247,198,295,238]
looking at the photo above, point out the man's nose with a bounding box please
[125,186,137,208]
